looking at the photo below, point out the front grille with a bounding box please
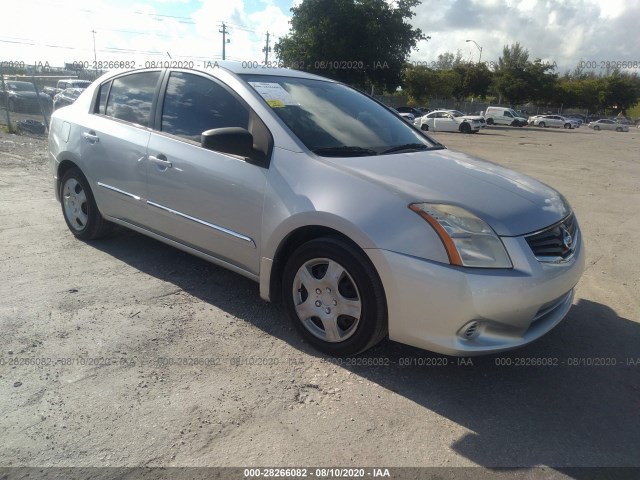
[526,213,578,262]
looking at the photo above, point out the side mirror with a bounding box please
[201,127,254,158]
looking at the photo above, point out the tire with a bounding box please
[486,118,494,125]
[59,167,112,240]
[616,127,622,132]
[539,122,546,128]
[460,122,471,134]
[421,124,429,131]
[281,237,387,356]
[594,125,600,131]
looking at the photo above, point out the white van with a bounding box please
[483,106,527,127]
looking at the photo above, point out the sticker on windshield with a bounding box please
[249,82,297,108]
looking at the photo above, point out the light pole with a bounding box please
[465,39,482,63]
[91,30,97,76]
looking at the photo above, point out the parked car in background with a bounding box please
[563,114,584,126]
[0,80,52,113]
[396,106,426,118]
[415,110,481,133]
[44,79,92,98]
[587,119,629,132]
[483,106,527,127]
[392,108,415,124]
[446,109,486,128]
[53,88,86,110]
[529,115,580,129]
[48,63,584,357]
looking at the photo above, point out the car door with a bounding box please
[499,111,510,125]
[79,71,162,226]
[434,112,457,131]
[145,70,270,275]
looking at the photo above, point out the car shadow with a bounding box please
[89,229,640,475]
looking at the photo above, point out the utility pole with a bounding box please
[263,32,271,63]
[219,22,228,60]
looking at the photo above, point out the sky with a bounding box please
[1,0,639,74]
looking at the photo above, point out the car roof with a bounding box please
[213,61,334,82]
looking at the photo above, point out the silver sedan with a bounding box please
[529,115,579,129]
[48,64,584,356]
[588,119,629,132]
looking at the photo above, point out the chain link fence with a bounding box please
[0,63,100,135]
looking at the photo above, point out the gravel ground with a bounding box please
[0,125,639,477]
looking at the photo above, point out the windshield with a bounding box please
[241,75,440,156]
[7,82,35,92]
[449,110,464,117]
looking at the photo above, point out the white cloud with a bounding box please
[410,0,640,72]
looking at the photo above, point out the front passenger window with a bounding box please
[161,72,249,142]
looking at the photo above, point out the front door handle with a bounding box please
[82,131,99,143]
[148,154,172,169]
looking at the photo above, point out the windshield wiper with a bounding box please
[381,143,430,154]
[311,146,378,157]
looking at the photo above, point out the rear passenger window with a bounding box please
[104,72,160,126]
[161,72,249,141]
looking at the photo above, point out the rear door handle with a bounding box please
[82,131,99,143]
[148,154,172,169]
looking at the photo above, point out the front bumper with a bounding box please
[365,227,585,356]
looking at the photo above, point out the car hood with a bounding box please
[326,149,570,236]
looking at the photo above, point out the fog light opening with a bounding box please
[459,321,482,340]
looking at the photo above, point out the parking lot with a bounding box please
[0,125,638,475]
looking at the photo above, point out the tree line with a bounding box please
[403,45,640,114]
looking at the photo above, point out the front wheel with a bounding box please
[486,118,494,125]
[539,121,546,128]
[616,127,622,132]
[594,125,600,131]
[421,124,429,131]
[281,237,387,356]
[460,122,471,134]
[60,167,112,240]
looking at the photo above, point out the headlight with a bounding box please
[409,203,512,268]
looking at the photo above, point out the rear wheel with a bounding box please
[281,237,387,356]
[421,124,429,131]
[60,167,112,240]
